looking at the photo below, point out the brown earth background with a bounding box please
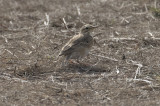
[0,0,160,106]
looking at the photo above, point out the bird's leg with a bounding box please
[69,59,79,64]
[61,55,71,67]
[76,58,80,64]
[76,57,88,65]
[68,59,74,64]
[61,58,68,67]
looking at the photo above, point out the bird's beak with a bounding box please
[90,25,99,31]
[91,25,99,29]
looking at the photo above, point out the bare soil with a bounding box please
[0,0,160,106]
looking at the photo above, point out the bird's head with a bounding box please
[80,24,98,35]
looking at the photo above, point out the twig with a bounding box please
[126,78,152,85]
[44,13,50,26]
[76,5,81,16]
[154,0,157,8]
[121,17,130,24]
[134,63,143,79]
[116,66,120,74]
[144,4,148,12]
[132,12,147,15]
[0,57,54,60]
[62,18,68,30]
[133,79,152,84]
[2,35,8,43]
[0,73,29,83]
[110,37,136,42]
[109,37,160,42]
[89,53,118,62]
[5,49,18,58]
[126,60,143,79]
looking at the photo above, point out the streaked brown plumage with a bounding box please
[59,24,98,65]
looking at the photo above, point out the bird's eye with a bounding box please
[86,27,89,29]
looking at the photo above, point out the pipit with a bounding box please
[58,24,99,65]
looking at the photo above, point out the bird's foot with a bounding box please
[68,59,79,65]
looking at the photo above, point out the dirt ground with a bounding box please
[0,0,160,105]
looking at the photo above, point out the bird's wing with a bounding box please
[59,34,86,56]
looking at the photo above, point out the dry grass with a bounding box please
[0,0,160,105]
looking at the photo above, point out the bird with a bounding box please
[58,24,99,66]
